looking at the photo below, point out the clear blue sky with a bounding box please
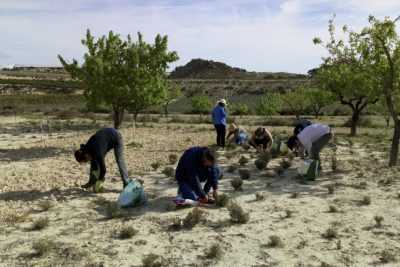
[1,0,399,73]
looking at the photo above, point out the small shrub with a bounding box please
[255,192,265,201]
[205,244,223,260]
[259,151,271,163]
[4,211,29,225]
[239,156,249,166]
[289,192,299,199]
[31,217,49,231]
[283,209,293,219]
[142,253,166,267]
[168,154,178,165]
[32,238,56,257]
[238,168,251,180]
[275,166,285,176]
[162,167,175,178]
[216,193,230,207]
[379,250,396,264]
[331,153,338,172]
[117,225,138,239]
[151,162,160,171]
[327,184,335,194]
[267,235,284,248]
[360,196,371,206]
[183,207,205,229]
[322,227,338,239]
[231,177,243,191]
[328,205,338,213]
[374,215,384,228]
[226,164,238,173]
[255,159,267,170]
[37,200,55,212]
[227,201,249,224]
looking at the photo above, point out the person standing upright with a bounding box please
[211,99,227,148]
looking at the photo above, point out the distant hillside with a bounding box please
[170,58,307,80]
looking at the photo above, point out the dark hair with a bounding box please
[74,144,89,162]
[218,102,225,107]
[286,136,298,151]
[202,148,216,164]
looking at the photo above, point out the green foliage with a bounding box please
[231,103,250,116]
[304,87,335,118]
[163,85,182,117]
[256,93,281,117]
[281,86,310,119]
[59,30,178,128]
[191,95,212,115]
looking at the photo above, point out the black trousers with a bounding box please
[214,124,226,147]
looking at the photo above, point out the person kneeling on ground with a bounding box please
[175,146,221,204]
[287,123,333,167]
[226,123,248,145]
[74,128,130,192]
[249,127,273,152]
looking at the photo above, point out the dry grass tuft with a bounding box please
[3,210,30,225]
[115,225,138,239]
[231,177,243,191]
[142,253,166,267]
[239,156,249,166]
[30,217,49,231]
[168,154,178,165]
[216,193,231,207]
[255,159,268,170]
[151,162,161,171]
[183,207,205,229]
[374,215,384,228]
[328,205,338,213]
[162,167,175,178]
[266,235,284,248]
[226,164,238,173]
[227,201,249,224]
[378,250,396,264]
[32,238,56,257]
[255,192,265,201]
[360,196,371,206]
[322,227,338,240]
[205,244,223,260]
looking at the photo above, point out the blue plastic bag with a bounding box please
[118,180,147,208]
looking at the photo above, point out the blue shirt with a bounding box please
[212,105,227,126]
[175,147,220,198]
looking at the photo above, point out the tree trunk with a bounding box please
[350,111,359,136]
[386,116,390,128]
[389,119,400,167]
[113,108,124,129]
[164,104,169,118]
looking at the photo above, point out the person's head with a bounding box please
[217,99,227,107]
[254,127,266,139]
[74,144,91,163]
[286,136,298,151]
[202,148,216,167]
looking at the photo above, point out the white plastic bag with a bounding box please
[118,180,146,208]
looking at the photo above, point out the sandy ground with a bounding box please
[1,117,400,267]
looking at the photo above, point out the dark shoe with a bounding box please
[81,182,95,189]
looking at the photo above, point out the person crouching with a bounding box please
[175,147,221,204]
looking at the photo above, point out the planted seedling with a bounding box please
[322,227,338,240]
[32,238,56,257]
[168,154,178,165]
[238,168,251,180]
[326,184,335,194]
[360,196,371,206]
[255,192,265,201]
[162,167,175,178]
[151,162,160,171]
[116,225,138,239]
[239,156,249,166]
[231,177,243,191]
[254,159,267,170]
[142,253,166,267]
[328,205,338,213]
[30,217,49,231]
[374,215,384,228]
[266,235,284,248]
[227,201,249,224]
[216,193,230,208]
[205,244,223,260]
[183,207,205,229]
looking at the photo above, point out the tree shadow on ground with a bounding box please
[0,146,69,162]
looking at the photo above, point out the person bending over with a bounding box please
[249,127,273,152]
[226,123,248,145]
[175,147,221,204]
[293,119,312,135]
[287,123,333,164]
[74,128,130,191]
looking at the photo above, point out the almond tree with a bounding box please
[59,30,178,128]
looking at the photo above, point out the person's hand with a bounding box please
[198,197,208,204]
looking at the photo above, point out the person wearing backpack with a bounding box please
[74,128,130,192]
[211,99,228,148]
[174,147,221,204]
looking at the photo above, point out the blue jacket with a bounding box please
[212,105,227,126]
[175,147,220,198]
